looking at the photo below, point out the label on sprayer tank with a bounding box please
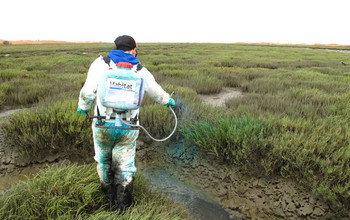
[99,62,145,110]
[105,78,136,103]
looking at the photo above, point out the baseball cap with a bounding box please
[114,35,136,51]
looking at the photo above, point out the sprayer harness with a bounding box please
[87,97,178,142]
[88,58,178,141]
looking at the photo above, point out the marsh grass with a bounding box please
[1,42,350,210]
[0,163,189,220]
[183,114,350,209]
[139,104,176,140]
[158,74,223,94]
[178,44,350,209]
[0,75,84,106]
[182,114,274,165]
[0,84,199,158]
[1,93,93,158]
[267,117,350,208]
[0,44,107,107]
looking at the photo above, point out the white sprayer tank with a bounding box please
[99,62,145,112]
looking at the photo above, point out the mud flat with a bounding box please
[137,138,348,220]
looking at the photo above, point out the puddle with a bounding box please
[0,108,65,194]
[199,88,242,107]
[322,49,350,53]
[289,47,350,53]
[142,167,235,220]
[0,109,22,118]
[0,175,25,196]
[137,140,241,220]
[0,162,63,196]
[0,108,30,195]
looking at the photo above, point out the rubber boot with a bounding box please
[101,184,115,210]
[115,181,133,212]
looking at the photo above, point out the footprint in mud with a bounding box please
[142,167,238,220]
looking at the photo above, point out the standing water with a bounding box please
[143,167,235,220]
[138,140,240,220]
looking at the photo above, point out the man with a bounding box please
[77,35,175,211]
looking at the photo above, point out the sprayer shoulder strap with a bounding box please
[103,56,111,67]
[103,56,143,71]
[136,63,143,71]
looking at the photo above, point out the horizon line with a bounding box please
[1,39,349,47]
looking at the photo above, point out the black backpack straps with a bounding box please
[103,56,111,67]
[97,105,101,117]
[136,63,143,71]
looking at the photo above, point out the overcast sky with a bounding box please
[1,0,349,45]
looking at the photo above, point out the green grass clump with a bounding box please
[1,94,93,158]
[0,163,189,220]
[182,114,274,166]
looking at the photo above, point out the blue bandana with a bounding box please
[107,50,139,65]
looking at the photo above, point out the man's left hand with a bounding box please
[164,98,176,108]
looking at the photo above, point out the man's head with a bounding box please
[114,35,136,51]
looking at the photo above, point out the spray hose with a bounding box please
[88,93,179,142]
[121,106,178,142]
[121,91,178,142]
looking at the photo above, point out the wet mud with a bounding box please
[142,167,233,220]
[137,139,238,220]
[137,139,348,220]
[0,131,68,196]
[0,108,72,195]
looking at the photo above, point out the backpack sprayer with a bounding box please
[87,62,178,142]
